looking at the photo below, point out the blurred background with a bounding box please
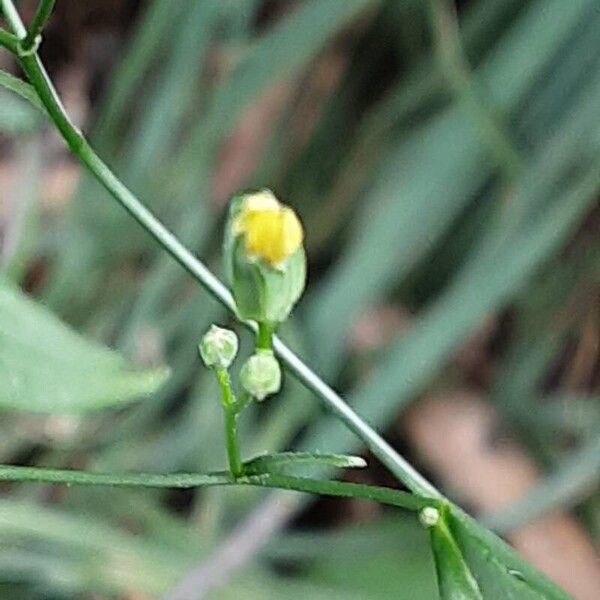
[0,0,599,598]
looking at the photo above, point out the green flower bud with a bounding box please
[199,325,238,369]
[240,350,281,401]
[224,189,307,324]
[419,506,440,528]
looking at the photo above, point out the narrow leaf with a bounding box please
[428,506,483,600]
[0,69,45,112]
[244,451,367,475]
[450,507,573,599]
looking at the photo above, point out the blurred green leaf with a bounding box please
[0,499,189,596]
[0,70,44,113]
[0,88,42,133]
[269,516,437,600]
[0,280,169,413]
[485,433,600,534]
[202,0,374,152]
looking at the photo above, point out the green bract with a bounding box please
[224,191,307,324]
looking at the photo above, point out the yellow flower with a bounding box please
[234,190,304,267]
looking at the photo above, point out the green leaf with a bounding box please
[269,516,437,600]
[0,69,45,112]
[450,507,573,600]
[0,280,169,413]
[244,452,367,475]
[426,504,573,600]
[428,506,483,600]
[0,87,42,133]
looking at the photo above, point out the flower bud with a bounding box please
[224,189,306,324]
[240,350,281,401]
[199,325,238,369]
[419,506,440,528]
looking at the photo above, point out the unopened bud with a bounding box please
[419,506,440,528]
[224,189,306,324]
[240,350,281,400]
[199,325,238,369]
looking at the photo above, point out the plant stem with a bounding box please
[0,0,440,500]
[224,407,243,477]
[1,0,26,37]
[215,368,243,477]
[0,464,431,512]
[21,0,55,52]
[256,321,274,351]
[0,27,18,53]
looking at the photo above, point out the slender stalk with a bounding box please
[0,27,18,53]
[21,0,55,52]
[1,0,26,37]
[215,368,243,477]
[0,0,440,500]
[0,464,432,512]
[224,407,243,477]
[256,321,275,351]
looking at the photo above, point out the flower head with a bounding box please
[224,189,307,324]
[234,190,303,268]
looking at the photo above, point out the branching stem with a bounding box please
[0,464,431,513]
[0,0,440,500]
[21,0,55,52]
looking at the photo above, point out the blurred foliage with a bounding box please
[0,0,599,598]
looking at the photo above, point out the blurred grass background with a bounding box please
[0,0,599,598]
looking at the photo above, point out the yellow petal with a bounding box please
[235,192,304,266]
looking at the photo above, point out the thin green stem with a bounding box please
[0,464,432,513]
[1,0,26,37]
[256,321,275,351]
[21,0,55,52]
[224,407,243,477]
[0,0,440,500]
[0,27,18,53]
[215,368,243,477]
